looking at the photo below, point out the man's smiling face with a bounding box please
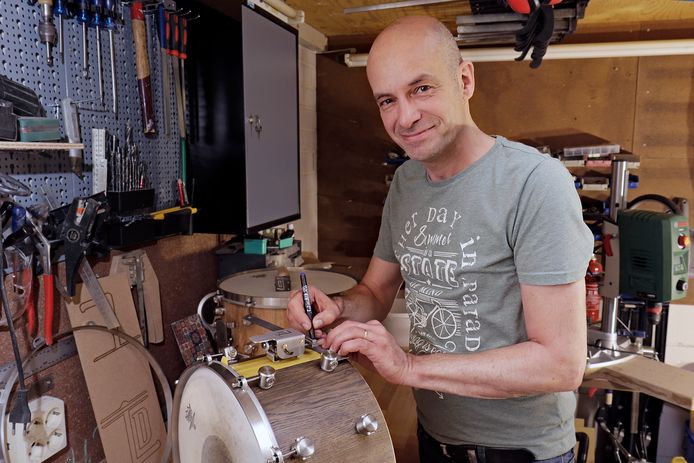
[367,18,473,165]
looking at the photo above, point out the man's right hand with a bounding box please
[286,286,343,338]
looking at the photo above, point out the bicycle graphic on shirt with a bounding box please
[408,294,461,340]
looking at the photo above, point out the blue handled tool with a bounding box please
[76,0,90,78]
[90,0,104,104]
[104,0,117,114]
[54,0,67,63]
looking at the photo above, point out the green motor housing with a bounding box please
[618,210,690,302]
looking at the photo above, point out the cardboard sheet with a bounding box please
[66,272,166,463]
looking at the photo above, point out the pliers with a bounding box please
[26,216,54,345]
[21,258,36,337]
[7,214,56,345]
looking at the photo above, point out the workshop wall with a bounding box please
[0,232,218,462]
[293,45,319,256]
[316,56,393,279]
[0,0,181,209]
[316,53,694,302]
[0,41,319,463]
[472,55,694,305]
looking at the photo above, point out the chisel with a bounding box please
[157,5,171,136]
[169,11,188,184]
[104,0,117,115]
[91,0,104,105]
[178,15,190,184]
[178,15,188,126]
[76,0,90,78]
[168,10,185,138]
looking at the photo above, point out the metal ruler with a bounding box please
[0,336,77,390]
[122,251,148,346]
[79,260,121,329]
[92,128,108,194]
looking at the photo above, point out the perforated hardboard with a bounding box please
[0,0,181,209]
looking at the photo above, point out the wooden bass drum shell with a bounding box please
[173,359,396,463]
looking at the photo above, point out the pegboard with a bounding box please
[0,0,182,210]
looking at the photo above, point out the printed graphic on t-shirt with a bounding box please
[395,206,481,356]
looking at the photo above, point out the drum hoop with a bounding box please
[172,361,282,463]
[218,268,357,309]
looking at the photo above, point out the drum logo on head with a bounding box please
[185,404,197,431]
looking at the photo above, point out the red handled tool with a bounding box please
[178,15,188,126]
[131,2,156,134]
[22,266,36,337]
[27,216,54,345]
[168,10,185,136]
[41,270,54,345]
[157,4,171,135]
[178,14,189,184]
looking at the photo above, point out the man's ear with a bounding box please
[459,60,475,98]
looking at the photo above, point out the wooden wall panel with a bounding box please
[134,234,220,384]
[471,57,638,148]
[632,55,694,304]
[316,55,394,278]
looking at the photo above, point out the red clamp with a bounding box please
[603,234,614,257]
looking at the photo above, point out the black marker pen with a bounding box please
[299,272,315,339]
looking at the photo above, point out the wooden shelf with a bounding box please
[562,160,640,169]
[0,141,84,151]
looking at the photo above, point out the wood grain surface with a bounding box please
[585,355,694,411]
[355,364,420,463]
[284,0,694,45]
[254,361,396,462]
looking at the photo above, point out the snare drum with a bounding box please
[219,269,357,350]
[172,355,395,463]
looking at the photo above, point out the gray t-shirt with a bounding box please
[374,136,593,459]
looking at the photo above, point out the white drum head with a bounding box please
[219,269,357,308]
[176,365,278,463]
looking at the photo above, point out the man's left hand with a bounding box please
[322,319,412,386]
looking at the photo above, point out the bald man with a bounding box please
[288,16,592,463]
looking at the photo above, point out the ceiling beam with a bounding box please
[344,0,458,14]
[344,38,694,67]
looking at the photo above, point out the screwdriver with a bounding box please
[169,11,188,184]
[168,10,185,138]
[54,0,67,63]
[178,15,188,125]
[76,0,90,78]
[37,0,56,66]
[104,0,117,115]
[178,14,189,184]
[157,4,171,136]
[91,0,104,105]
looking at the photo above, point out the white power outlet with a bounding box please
[6,395,67,462]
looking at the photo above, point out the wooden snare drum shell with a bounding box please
[224,302,287,352]
[219,269,357,351]
[254,361,396,463]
